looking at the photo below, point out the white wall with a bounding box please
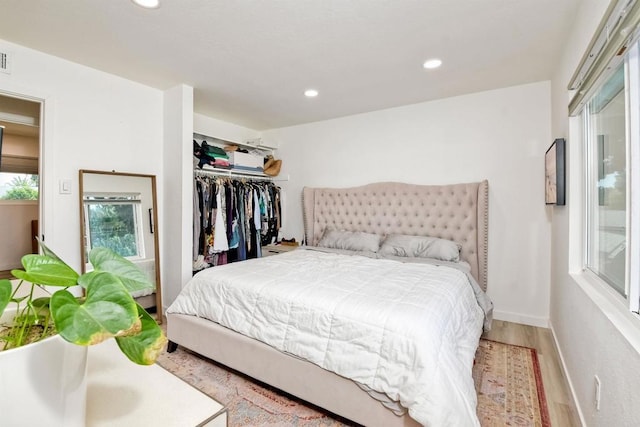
[194,113,261,145]
[264,82,552,326]
[0,38,163,273]
[550,0,640,425]
[162,84,194,310]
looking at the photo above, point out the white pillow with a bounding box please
[317,229,383,252]
[379,234,461,262]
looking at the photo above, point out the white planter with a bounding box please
[0,333,88,427]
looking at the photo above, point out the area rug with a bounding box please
[473,340,551,427]
[156,339,550,426]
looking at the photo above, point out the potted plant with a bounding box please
[0,241,167,426]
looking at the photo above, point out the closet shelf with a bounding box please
[193,131,287,181]
[193,132,277,152]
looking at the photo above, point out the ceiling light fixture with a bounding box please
[132,0,160,9]
[304,89,319,98]
[423,58,442,70]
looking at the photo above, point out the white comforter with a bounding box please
[167,248,487,426]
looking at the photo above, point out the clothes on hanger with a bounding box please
[193,174,282,272]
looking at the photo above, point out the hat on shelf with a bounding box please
[263,155,282,176]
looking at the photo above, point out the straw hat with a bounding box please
[263,156,282,176]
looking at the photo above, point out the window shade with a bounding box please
[84,193,142,203]
[568,0,640,115]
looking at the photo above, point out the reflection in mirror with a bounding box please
[78,169,162,322]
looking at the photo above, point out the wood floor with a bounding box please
[482,320,581,427]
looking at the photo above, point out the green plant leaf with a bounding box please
[37,238,74,270]
[50,272,139,345]
[89,247,155,293]
[31,297,52,321]
[77,271,104,289]
[116,305,168,365]
[12,255,79,287]
[11,295,27,304]
[31,297,51,309]
[0,279,11,317]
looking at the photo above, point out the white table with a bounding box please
[86,340,227,426]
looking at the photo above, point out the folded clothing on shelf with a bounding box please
[194,140,231,169]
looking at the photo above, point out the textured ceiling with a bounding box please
[0,0,580,130]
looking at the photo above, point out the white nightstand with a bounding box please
[262,244,299,257]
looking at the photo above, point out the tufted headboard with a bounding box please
[302,181,489,291]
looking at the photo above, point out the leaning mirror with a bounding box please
[78,169,162,322]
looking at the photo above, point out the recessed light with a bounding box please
[132,0,160,9]
[304,89,319,98]
[423,58,442,70]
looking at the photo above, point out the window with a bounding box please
[584,64,627,296]
[569,0,640,313]
[0,173,39,200]
[83,193,144,262]
[581,40,640,311]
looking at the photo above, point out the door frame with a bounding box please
[0,83,53,250]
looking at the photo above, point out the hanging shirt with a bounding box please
[213,189,229,252]
[193,179,202,261]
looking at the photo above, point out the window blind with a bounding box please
[569,0,640,115]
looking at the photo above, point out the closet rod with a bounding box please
[194,168,289,182]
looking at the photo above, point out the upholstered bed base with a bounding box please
[167,312,420,427]
[168,180,489,426]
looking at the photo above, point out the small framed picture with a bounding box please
[545,138,566,206]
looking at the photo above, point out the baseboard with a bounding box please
[548,320,587,427]
[492,309,549,328]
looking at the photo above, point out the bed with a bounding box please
[166,180,491,427]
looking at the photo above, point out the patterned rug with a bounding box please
[156,339,550,426]
[473,340,550,427]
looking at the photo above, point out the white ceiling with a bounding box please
[0,0,580,131]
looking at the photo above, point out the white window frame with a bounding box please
[628,42,640,313]
[83,192,145,264]
[582,41,640,314]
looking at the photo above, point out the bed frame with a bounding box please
[167,180,489,426]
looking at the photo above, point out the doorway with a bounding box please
[0,94,41,279]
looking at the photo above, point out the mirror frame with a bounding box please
[78,169,162,322]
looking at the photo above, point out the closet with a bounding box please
[192,133,283,273]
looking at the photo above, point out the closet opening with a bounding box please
[193,170,282,273]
